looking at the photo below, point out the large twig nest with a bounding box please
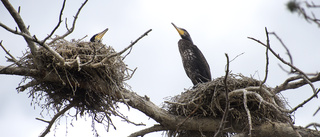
[19,38,131,124]
[164,74,291,136]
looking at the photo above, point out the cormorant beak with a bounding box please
[95,28,109,40]
[171,23,185,36]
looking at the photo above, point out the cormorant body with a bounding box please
[172,23,211,85]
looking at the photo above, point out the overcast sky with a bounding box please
[1,0,320,137]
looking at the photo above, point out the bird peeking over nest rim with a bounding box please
[90,28,109,42]
[171,23,211,85]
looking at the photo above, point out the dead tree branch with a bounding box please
[122,88,320,136]
[42,0,67,43]
[1,0,38,56]
[91,29,152,68]
[248,28,317,95]
[0,41,20,66]
[39,102,75,137]
[214,53,230,137]
[48,0,88,45]
[287,1,320,27]
[261,27,270,87]
[128,124,168,137]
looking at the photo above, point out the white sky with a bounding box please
[0,0,320,137]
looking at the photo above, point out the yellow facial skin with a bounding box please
[95,28,109,40]
[171,23,185,36]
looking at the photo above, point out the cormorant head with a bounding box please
[171,23,193,43]
[90,28,109,42]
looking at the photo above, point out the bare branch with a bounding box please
[305,123,320,130]
[39,102,74,137]
[0,65,38,76]
[91,29,152,68]
[114,29,152,57]
[42,0,67,43]
[243,90,253,137]
[214,53,230,137]
[48,0,88,45]
[268,32,294,71]
[0,41,20,66]
[1,0,38,56]
[128,125,167,137]
[290,89,320,113]
[248,30,317,95]
[313,107,320,116]
[0,20,65,65]
[274,73,320,94]
[260,27,270,87]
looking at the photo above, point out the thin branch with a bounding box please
[128,124,167,137]
[274,73,320,94]
[313,107,320,116]
[243,90,252,137]
[305,123,320,130]
[289,89,320,113]
[1,0,38,56]
[248,32,317,95]
[91,29,152,68]
[260,27,270,87]
[0,22,65,65]
[42,0,67,43]
[268,32,294,71]
[0,40,20,66]
[48,0,88,45]
[39,102,74,137]
[214,53,230,137]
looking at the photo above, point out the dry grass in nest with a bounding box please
[164,74,291,136]
[18,38,131,125]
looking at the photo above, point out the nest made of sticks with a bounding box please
[164,74,291,136]
[19,38,131,124]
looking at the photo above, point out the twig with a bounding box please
[0,21,65,65]
[305,123,320,130]
[128,124,167,137]
[36,118,50,123]
[113,29,152,57]
[1,0,38,55]
[313,107,320,116]
[274,73,320,95]
[289,89,320,113]
[42,0,66,43]
[16,79,39,92]
[260,27,270,87]
[39,102,74,137]
[122,46,133,60]
[248,32,317,95]
[268,32,294,71]
[0,40,20,66]
[229,52,245,63]
[91,29,152,68]
[48,0,88,45]
[243,90,253,136]
[214,53,230,137]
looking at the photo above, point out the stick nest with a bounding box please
[164,74,291,136]
[19,38,131,124]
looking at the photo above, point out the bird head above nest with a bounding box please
[171,22,193,43]
[90,28,109,42]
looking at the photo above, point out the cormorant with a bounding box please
[172,23,211,85]
[90,28,109,42]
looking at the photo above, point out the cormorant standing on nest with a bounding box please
[172,23,211,85]
[90,28,109,42]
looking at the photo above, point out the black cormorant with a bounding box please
[90,28,109,42]
[172,23,211,85]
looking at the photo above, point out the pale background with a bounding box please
[1,0,319,136]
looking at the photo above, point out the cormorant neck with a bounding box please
[181,36,193,44]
